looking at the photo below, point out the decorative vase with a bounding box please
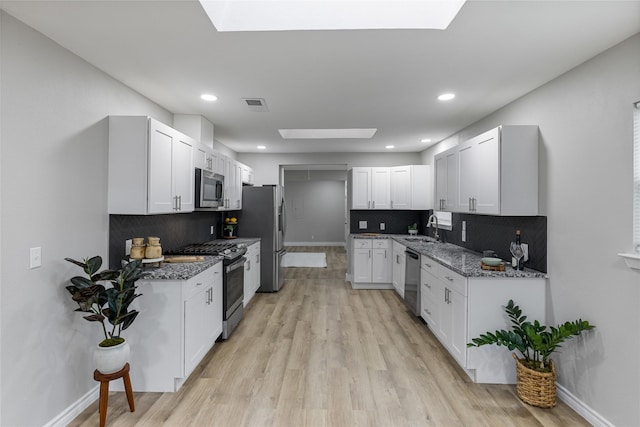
[94,340,130,374]
[512,353,556,408]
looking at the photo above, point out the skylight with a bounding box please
[198,1,466,32]
[279,128,377,139]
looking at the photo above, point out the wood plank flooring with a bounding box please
[69,246,589,427]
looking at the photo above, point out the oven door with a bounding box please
[224,257,246,319]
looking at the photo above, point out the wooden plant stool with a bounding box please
[93,363,135,427]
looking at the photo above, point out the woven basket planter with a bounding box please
[512,353,557,408]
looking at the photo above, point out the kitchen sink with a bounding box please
[403,236,438,243]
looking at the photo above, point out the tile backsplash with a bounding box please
[109,211,223,268]
[349,210,424,235]
[420,211,547,273]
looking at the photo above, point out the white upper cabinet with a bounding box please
[456,125,538,216]
[350,167,391,209]
[350,165,431,210]
[108,116,194,215]
[390,166,411,209]
[350,167,372,209]
[434,147,458,212]
[370,167,391,209]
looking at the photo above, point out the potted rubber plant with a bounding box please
[467,299,595,408]
[65,256,144,373]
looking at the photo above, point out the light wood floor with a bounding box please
[70,246,589,427]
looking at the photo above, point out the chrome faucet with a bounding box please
[427,214,439,241]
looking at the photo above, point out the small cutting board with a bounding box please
[163,256,205,263]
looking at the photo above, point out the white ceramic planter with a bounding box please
[93,340,130,374]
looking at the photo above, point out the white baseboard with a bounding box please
[285,242,345,247]
[557,384,613,427]
[44,385,99,427]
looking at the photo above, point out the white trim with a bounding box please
[43,385,99,427]
[285,241,345,247]
[557,384,614,427]
[618,252,640,270]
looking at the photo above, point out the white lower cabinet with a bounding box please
[113,262,223,392]
[351,238,392,289]
[420,254,545,384]
[244,242,261,307]
[392,241,406,297]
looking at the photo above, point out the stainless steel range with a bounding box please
[167,241,246,339]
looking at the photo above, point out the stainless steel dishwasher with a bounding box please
[404,248,421,315]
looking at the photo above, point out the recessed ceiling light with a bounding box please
[386,145,395,149]
[199,0,466,32]
[279,129,377,139]
[421,138,432,143]
[201,94,218,101]
[257,145,266,150]
[437,93,455,101]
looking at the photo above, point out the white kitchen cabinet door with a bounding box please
[434,147,458,212]
[244,242,261,307]
[390,166,411,209]
[210,264,223,344]
[471,129,500,215]
[173,133,195,212]
[371,167,391,209]
[148,121,175,214]
[372,242,392,283]
[392,241,406,297]
[184,285,211,376]
[456,139,477,213]
[448,287,468,367]
[350,167,371,209]
[353,247,373,283]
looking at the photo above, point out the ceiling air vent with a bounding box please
[243,98,269,112]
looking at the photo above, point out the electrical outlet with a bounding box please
[30,247,42,269]
[359,221,367,229]
[311,235,315,240]
[380,222,385,231]
[210,225,215,235]
[125,239,132,256]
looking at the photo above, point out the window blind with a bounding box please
[633,102,640,252]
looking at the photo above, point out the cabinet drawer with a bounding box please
[353,239,372,249]
[372,239,390,249]
[420,256,439,276]
[183,267,214,300]
[436,265,466,296]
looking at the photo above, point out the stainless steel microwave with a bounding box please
[195,168,224,209]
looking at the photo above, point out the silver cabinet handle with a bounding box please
[372,201,375,209]
[391,200,394,208]
[247,260,251,271]
[196,282,203,286]
[368,201,371,209]
[385,250,387,259]
[425,262,432,268]
[445,276,454,282]
[369,250,371,259]
[178,195,182,211]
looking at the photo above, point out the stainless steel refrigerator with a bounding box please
[239,185,286,292]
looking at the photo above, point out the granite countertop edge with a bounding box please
[350,233,547,279]
[139,256,223,281]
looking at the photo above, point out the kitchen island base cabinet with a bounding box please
[112,262,223,393]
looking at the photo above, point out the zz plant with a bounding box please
[65,256,143,347]
[467,299,595,372]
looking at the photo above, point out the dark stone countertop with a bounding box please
[351,233,547,279]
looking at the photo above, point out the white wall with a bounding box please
[284,171,347,245]
[238,152,422,185]
[422,34,640,426]
[0,12,173,426]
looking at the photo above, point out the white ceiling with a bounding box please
[2,1,639,154]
